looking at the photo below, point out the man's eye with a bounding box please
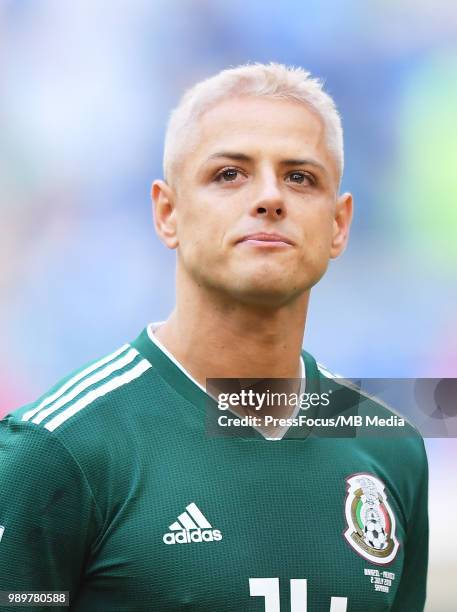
[215,168,240,182]
[287,171,314,184]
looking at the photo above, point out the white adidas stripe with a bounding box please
[30,348,139,425]
[169,503,212,531]
[44,359,151,432]
[186,502,212,529]
[176,512,198,530]
[169,521,183,531]
[22,344,130,422]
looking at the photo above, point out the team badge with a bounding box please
[344,473,399,564]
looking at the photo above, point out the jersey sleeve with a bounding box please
[391,438,429,611]
[0,415,102,605]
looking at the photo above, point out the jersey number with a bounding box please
[249,578,347,611]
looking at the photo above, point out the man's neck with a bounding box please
[154,275,309,389]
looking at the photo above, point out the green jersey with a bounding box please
[0,324,428,611]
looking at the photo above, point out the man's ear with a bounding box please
[151,179,179,249]
[330,192,353,259]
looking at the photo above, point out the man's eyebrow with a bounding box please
[281,158,326,172]
[205,152,252,163]
[204,152,327,173]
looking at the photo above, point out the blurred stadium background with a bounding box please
[1,1,456,609]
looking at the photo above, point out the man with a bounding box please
[0,63,428,611]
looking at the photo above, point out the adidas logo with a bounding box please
[163,502,222,545]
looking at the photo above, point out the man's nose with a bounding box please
[250,172,285,219]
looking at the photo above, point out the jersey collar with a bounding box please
[130,323,321,440]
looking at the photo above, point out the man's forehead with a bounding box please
[186,96,337,178]
[197,96,325,144]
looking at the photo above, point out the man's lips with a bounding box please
[236,232,294,247]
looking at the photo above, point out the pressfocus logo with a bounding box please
[204,377,457,438]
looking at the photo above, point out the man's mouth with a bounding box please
[236,232,294,247]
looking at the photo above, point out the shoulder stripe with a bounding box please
[44,359,152,432]
[317,363,412,423]
[21,343,131,423]
[27,348,140,425]
[317,362,343,378]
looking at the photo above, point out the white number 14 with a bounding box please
[249,578,347,612]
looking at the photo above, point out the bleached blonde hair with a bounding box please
[163,62,344,187]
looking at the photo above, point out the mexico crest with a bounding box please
[344,473,399,564]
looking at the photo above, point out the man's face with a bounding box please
[156,96,351,307]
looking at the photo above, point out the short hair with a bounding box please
[163,62,344,189]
